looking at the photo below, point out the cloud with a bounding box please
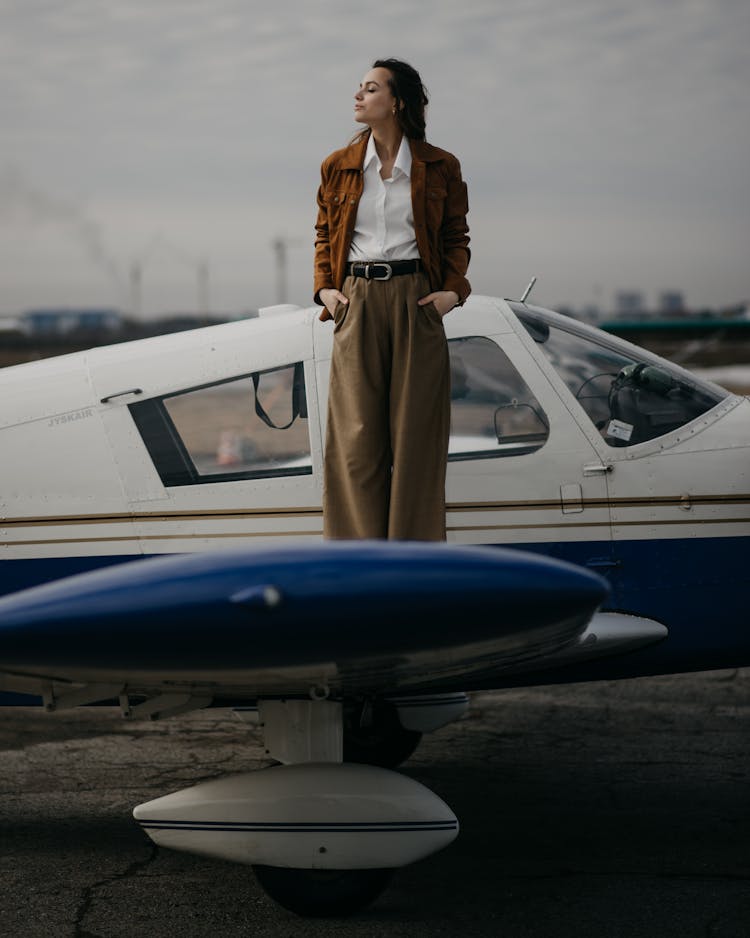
[0,0,748,313]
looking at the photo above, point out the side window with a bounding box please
[448,336,549,460]
[130,363,311,486]
[514,306,727,447]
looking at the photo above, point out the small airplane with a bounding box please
[1,293,748,916]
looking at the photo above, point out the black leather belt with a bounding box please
[346,259,421,281]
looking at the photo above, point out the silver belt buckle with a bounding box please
[372,263,392,281]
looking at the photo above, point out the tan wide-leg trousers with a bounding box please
[323,271,451,541]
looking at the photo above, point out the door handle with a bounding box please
[100,388,143,403]
[583,463,613,475]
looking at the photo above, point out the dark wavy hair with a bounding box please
[350,58,429,144]
[372,58,429,140]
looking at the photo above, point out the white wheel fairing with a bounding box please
[134,762,458,870]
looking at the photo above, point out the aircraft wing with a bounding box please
[0,542,664,708]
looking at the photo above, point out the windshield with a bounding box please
[510,303,728,447]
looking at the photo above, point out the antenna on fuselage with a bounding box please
[520,276,538,304]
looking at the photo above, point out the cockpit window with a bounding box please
[511,303,728,447]
[448,336,549,459]
[130,362,311,486]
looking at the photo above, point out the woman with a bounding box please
[314,58,470,541]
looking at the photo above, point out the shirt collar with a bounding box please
[393,134,412,179]
[363,133,412,179]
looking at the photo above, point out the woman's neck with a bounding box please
[370,124,403,163]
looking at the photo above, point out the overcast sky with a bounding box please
[1,0,748,317]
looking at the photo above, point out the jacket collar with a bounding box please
[409,138,444,163]
[338,132,443,169]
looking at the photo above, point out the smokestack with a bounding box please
[0,164,124,297]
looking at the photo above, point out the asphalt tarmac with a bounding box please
[1,670,748,938]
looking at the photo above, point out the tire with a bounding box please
[253,865,393,917]
[343,700,422,768]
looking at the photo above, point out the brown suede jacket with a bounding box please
[314,133,470,319]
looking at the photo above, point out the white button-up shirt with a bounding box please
[348,134,420,262]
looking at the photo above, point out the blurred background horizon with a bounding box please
[1,0,748,321]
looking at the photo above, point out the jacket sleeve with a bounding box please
[313,162,334,310]
[441,158,471,305]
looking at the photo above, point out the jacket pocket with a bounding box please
[324,189,359,209]
[426,187,448,225]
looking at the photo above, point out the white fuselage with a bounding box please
[1,296,748,680]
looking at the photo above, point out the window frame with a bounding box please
[129,363,313,488]
[446,335,550,463]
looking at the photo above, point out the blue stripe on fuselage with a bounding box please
[509,535,750,682]
[0,555,135,596]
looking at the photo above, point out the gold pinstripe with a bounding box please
[5,517,750,548]
[4,493,750,528]
[448,517,750,533]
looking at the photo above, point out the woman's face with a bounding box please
[353,67,397,126]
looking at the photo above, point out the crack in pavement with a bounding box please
[72,844,159,938]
